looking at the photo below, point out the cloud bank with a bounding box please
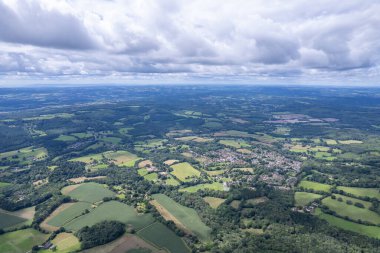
[0,0,379,85]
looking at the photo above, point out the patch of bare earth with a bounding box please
[82,234,164,253]
[150,200,192,235]
[138,160,153,168]
[40,202,75,232]
[163,159,179,166]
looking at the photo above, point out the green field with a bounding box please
[315,209,380,239]
[219,139,250,149]
[0,228,48,253]
[47,202,92,227]
[165,175,180,186]
[152,194,211,241]
[298,180,332,193]
[144,173,158,182]
[170,162,201,182]
[65,201,154,231]
[0,182,11,188]
[336,186,380,199]
[294,192,322,206]
[71,132,93,138]
[138,222,190,253]
[0,211,27,230]
[322,195,380,224]
[179,182,224,193]
[54,135,77,142]
[203,197,225,208]
[62,182,115,203]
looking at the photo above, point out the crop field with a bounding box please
[170,162,201,182]
[0,212,27,229]
[294,192,322,206]
[203,197,225,208]
[47,202,92,227]
[65,201,154,231]
[179,182,224,193]
[338,140,363,144]
[152,194,211,241]
[175,136,213,143]
[0,228,48,253]
[315,209,380,239]
[219,139,250,149]
[322,195,380,224]
[336,186,380,199]
[138,222,190,253]
[40,233,80,253]
[298,180,332,193]
[61,182,115,203]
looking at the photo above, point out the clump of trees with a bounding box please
[76,221,125,249]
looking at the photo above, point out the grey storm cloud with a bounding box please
[0,0,379,85]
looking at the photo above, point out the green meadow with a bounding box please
[294,192,322,206]
[170,162,201,182]
[62,182,115,203]
[298,180,332,193]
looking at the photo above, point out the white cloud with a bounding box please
[0,0,379,85]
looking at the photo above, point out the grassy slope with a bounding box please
[152,194,211,241]
[170,162,200,182]
[62,182,115,203]
[0,229,48,253]
[294,192,322,206]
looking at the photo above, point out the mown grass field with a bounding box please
[179,182,224,193]
[203,197,225,208]
[298,180,332,193]
[138,222,190,253]
[65,201,154,231]
[40,233,80,253]
[152,194,211,241]
[170,162,201,182]
[61,182,115,203]
[0,228,48,253]
[165,175,180,186]
[47,202,92,227]
[336,186,380,199]
[70,150,140,169]
[322,195,380,224]
[315,209,380,239]
[294,192,322,206]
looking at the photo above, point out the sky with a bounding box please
[0,0,379,86]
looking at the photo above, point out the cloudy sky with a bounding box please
[0,0,379,86]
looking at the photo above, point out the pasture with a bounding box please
[0,206,34,229]
[203,197,225,208]
[298,180,332,193]
[65,201,154,231]
[322,195,380,224]
[316,209,380,239]
[0,228,48,253]
[70,150,140,169]
[138,222,190,253]
[179,182,224,193]
[170,162,201,182]
[294,192,322,206]
[152,194,211,241]
[61,182,115,203]
[336,186,380,199]
[40,233,80,253]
